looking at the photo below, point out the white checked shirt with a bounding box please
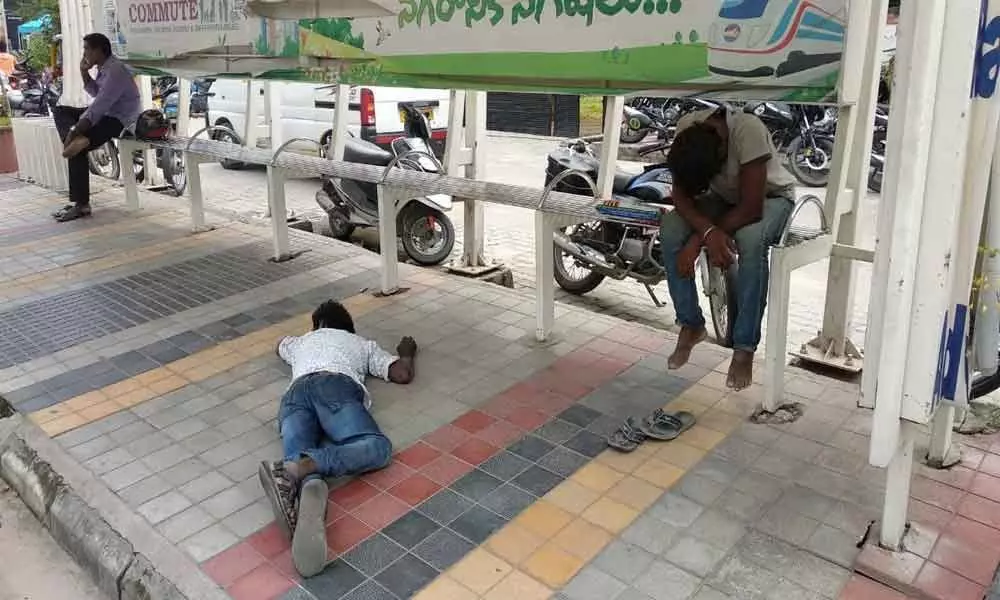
[277,329,398,409]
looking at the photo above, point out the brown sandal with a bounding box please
[258,461,298,540]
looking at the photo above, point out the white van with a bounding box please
[205,79,450,162]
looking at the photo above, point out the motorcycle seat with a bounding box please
[343,137,393,167]
[612,172,635,194]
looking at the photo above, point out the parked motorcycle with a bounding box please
[87,120,186,196]
[314,104,456,266]
[545,139,738,346]
[744,101,836,187]
[19,69,60,117]
[868,107,888,194]
[621,97,727,146]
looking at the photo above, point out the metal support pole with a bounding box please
[263,82,284,219]
[137,75,161,186]
[376,185,400,294]
[535,211,555,342]
[187,155,210,232]
[266,165,291,261]
[177,78,191,136]
[880,424,914,550]
[329,84,350,161]
[120,140,140,210]
[597,96,625,199]
[462,91,487,268]
[764,248,793,412]
[443,89,468,175]
[243,80,260,150]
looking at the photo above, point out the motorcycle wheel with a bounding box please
[211,124,246,170]
[971,357,1000,399]
[787,137,835,187]
[162,150,187,196]
[707,263,739,348]
[327,208,355,241]
[88,141,121,180]
[400,206,455,266]
[868,166,883,194]
[620,123,649,144]
[552,225,606,295]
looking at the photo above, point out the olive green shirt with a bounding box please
[675,108,796,204]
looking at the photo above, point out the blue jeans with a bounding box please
[660,195,794,352]
[278,372,392,481]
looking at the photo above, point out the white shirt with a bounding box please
[277,329,398,408]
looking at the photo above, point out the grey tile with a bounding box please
[691,587,735,600]
[753,449,807,480]
[200,485,258,520]
[163,417,210,442]
[342,580,397,600]
[650,493,704,528]
[222,499,273,537]
[102,460,153,491]
[563,430,607,458]
[586,415,622,438]
[107,421,157,446]
[712,490,770,522]
[687,509,748,552]
[765,579,824,600]
[180,522,240,562]
[279,587,316,600]
[674,474,727,506]
[301,560,366,599]
[712,436,766,467]
[512,465,562,497]
[534,419,582,445]
[663,535,728,577]
[118,475,173,508]
[478,451,531,482]
[452,469,503,502]
[689,456,742,486]
[508,435,555,461]
[480,484,535,519]
[123,430,174,458]
[85,447,136,475]
[708,555,782,600]
[374,554,438,599]
[178,471,233,503]
[756,505,820,546]
[412,527,476,570]
[633,560,701,600]
[739,531,851,597]
[622,514,681,555]
[160,457,213,486]
[416,488,475,526]
[559,405,602,428]
[538,446,589,477]
[804,524,861,569]
[450,505,507,544]
[67,435,116,461]
[382,511,440,550]
[593,540,656,583]
[181,428,230,455]
[342,533,407,577]
[156,505,216,543]
[563,566,628,600]
[137,491,192,525]
[142,444,194,471]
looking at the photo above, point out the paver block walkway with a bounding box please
[0,175,996,600]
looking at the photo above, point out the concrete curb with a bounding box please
[0,404,225,600]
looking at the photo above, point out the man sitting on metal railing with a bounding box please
[53,33,140,222]
[660,106,796,391]
[259,300,417,577]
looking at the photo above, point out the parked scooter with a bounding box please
[867,107,888,194]
[19,68,60,117]
[745,101,836,187]
[315,104,456,266]
[545,138,738,346]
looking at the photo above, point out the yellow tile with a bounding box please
[241,341,274,358]
[448,549,512,595]
[113,387,157,408]
[30,403,74,425]
[680,425,728,450]
[483,570,552,600]
[412,576,477,600]
[543,479,599,515]
[184,362,226,382]
[522,542,584,588]
[551,519,613,562]
[513,501,573,539]
[487,523,545,565]
[594,448,649,474]
[147,375,186,396]
[663,398,709,416]
[63,390,108,411]
[40,413,86,436]
[581,497,639,534]
[210,353,246,372]
[79,399,123,421]
[102,379,142,399]
[196,345,234,362]
[698,411,743,434]
[136,368,171,385]
[606,476,662,511]
[654,441,707,470]
[167,355,205,374]
[570,462,624,494]
[698,370,729,391]
[633,457,685,489]
[677,384,723,406]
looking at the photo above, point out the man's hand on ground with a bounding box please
[397,336,417,358]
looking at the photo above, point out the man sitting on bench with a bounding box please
[259,300,417,577]
[53,33,140,222]
[659,106,795,391]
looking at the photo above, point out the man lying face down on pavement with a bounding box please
[259,299,417,577]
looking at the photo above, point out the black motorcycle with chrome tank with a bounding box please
[315,104,456,266]
[546,139,738,346]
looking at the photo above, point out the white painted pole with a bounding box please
[443,89,467,175]
[462,91,487,268]
[267,82,283,151]
[597,96,625,199]
[377,186,400,294]
[535,212,555,342]
[177,78,191,136]
[266,166,291,261]
[974,153,1000,375]
[880,423,914,549]
[329,84,350,161]
[867,0,946,467]
[137,75,161,186]
[243,80,260,150]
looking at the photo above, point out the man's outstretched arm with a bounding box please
[388,336,417,384]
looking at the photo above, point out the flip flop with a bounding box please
[53,205,92,222]
[292,478,329,578]
[607,417,648,453]
[258,461,297,541]
[639,409,696,441]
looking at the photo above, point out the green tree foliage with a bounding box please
[300,18,365,50]
[22,29,55,71]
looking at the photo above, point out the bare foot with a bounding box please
[727,350,754,390]
[668,326,707,369]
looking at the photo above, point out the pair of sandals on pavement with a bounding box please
[607,408,696,452]
[258,461,329,578]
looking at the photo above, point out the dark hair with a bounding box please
[0,39,7,53]
[83,33,112,58]
[312,300,356,333]
[666,122,725,197]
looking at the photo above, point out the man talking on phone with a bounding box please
[52,33,140,222]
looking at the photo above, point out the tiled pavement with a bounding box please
[0,174,997,600]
